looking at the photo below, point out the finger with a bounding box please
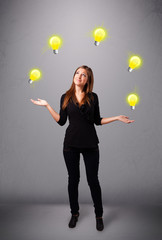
[31,100,39,104]
[128,120,134,123]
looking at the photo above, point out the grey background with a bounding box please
[0,0,162,205]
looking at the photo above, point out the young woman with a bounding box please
[30,65,134,231]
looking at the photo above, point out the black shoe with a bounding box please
[68,213,79,228]
[96,217,104,231]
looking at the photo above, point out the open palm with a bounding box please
[118,115,134,123]
[30,98,48,106]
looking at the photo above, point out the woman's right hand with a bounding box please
[30,98,48,107]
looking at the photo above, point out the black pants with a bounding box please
[63,145,103,218]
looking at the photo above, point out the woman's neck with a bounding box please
[75,86,84,95]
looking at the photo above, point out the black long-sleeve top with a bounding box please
[57,92,103,148]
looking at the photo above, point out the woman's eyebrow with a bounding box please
[76,71,86,75]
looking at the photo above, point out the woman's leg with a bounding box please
[82,147,103,218]
[63,148,80,215]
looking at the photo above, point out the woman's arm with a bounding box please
[46,103,60,122]
[30,98,60,122]
[31,94,67,126]
[101,115,134,125]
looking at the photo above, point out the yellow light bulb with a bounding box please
[49,35,62,54]
[93,27,107,46]
[128,56,141,72]
[127,93,139,110]
[28,69,41,84]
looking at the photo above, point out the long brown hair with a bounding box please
[62,65,94,110]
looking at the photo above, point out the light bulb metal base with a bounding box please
[53,49,58,54]
[28,79,33,84]
[94,41,100,46]
[128,67,133,72]
[131,106,135,110]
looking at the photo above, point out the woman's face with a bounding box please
[73,68,88,88]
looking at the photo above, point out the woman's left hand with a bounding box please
[118,115,134,124]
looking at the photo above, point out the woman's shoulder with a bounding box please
[91,92,99,100]
[60,93,66,103]
[91,92,98,97]
[88,92,99,105]
[61,93,66,99]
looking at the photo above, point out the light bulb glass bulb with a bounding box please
[93,27,107,46]
[94,28,105,41]
[128,56,141,72]
[49,35,62,54]
[127,93,138,110]
[28,69,41,84]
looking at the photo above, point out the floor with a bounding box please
[0,204,162,240]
